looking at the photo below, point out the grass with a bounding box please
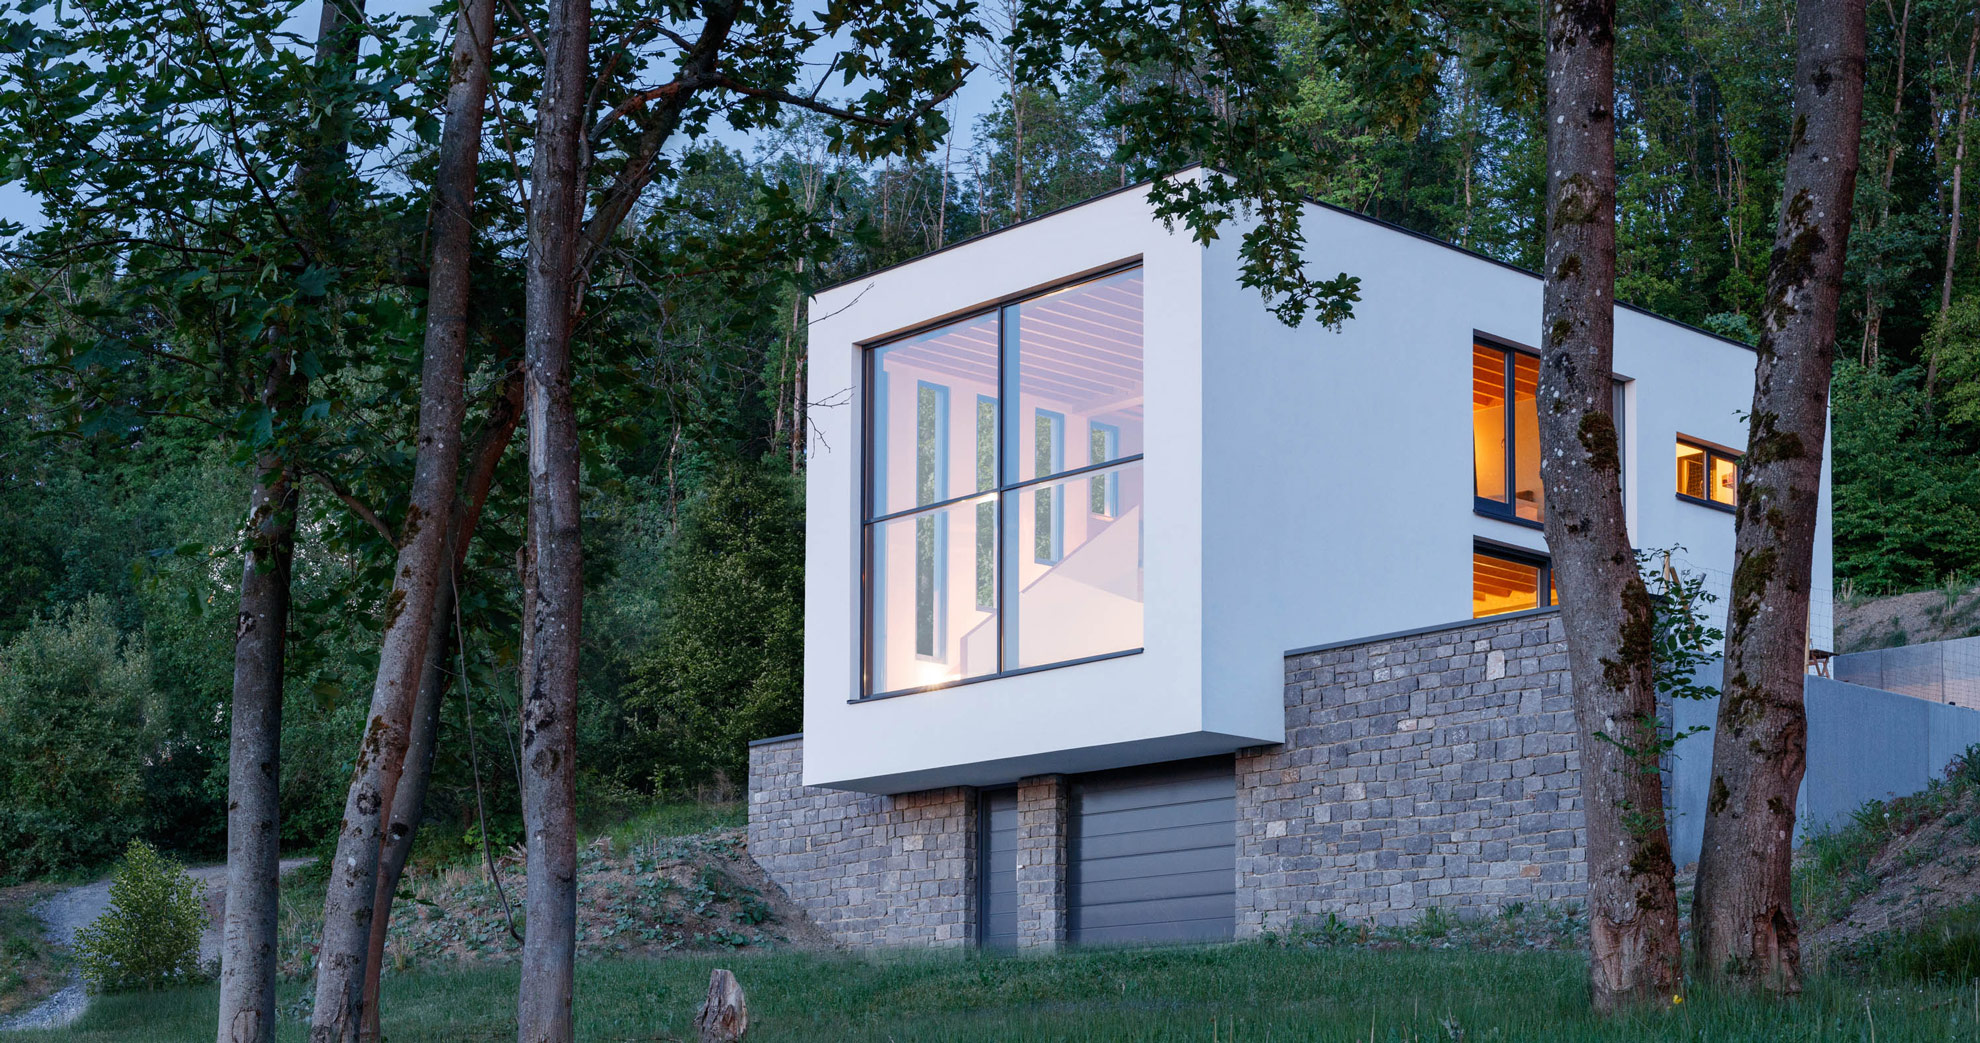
[0,886,65,1017]
[12,944,1980,1042]
[1795,747,1980,933]
[592,800,746,856]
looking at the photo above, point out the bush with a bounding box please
[622,464,803,793]
[72,841,206,993]
[0,597,156,882]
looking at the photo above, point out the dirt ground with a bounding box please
[1836,584,1980,653]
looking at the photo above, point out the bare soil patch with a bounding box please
[279,828,831,980]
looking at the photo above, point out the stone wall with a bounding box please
[1233,609,1585,935]
[750,610,1591,948]
[746,736,976,947]
[1014,775,1069,949]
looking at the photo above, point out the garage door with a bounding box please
[1069,757,1235,946]
[978,788,1019,949]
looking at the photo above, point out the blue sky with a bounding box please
[0,0,1003,233]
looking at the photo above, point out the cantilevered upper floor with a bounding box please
[800,170,1832,794]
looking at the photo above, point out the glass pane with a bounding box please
[1009,269,1143,483]
[1512,351,1543,521]
[1676,443,1707,499]
[975,397,997,610]
[1710,454,1739,505]
[873,313,999,516]
[1472,344,1507,502]
[1473,552,1540,618]
[1008,461,1143,669]
[870,497,998,694]
[1089,423,1121,517]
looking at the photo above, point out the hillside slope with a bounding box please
[1799,749,1980,973]
[1836,583,1980,653]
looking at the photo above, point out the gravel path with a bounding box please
[0,858,313,1033]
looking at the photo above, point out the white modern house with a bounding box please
[747,170,1836,950]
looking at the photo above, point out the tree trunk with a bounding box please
[309,0,486,1029]
[1537,0,1682,1012]
[218,0,364,1035]
[1928,18,1979,400]
[1692,0,1865,993]
[359,360,522,1043]
[1860,0,1911,367]
[518,0,589,1035]
[215,357,300,1043]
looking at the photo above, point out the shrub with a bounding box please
[72,840,206,992]
[0,597,156,882]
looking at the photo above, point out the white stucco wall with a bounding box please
[802,180,1836,794]
[1198,202,1835,731]
[803,181,1274,793]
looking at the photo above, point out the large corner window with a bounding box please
[1473,542,1557,618]
[1473,341,1544,524]
[1676,438,1738,510]
[865,267,1145,697]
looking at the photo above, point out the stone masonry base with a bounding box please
[747,610,1586,948]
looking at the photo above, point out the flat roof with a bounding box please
[810,163,1756,355]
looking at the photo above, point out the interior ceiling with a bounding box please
[876,272,1144,412]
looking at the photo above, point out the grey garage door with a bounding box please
[1069,757,1236,946]
[978,788,1019,949]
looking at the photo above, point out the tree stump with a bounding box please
[694,968,749,1042]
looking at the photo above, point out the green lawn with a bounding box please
[13,944,1980,1042]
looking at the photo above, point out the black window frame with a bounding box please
[1472,538,1556,619]
[1674,436,1740,514]
[1472,332,1628,530]
[859,261,1146,701]
[1471,335,1546,530]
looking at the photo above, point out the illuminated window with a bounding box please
[865,267,1145,697]
[1676,438,1739,510]
[1473,341,1543,524]
[1473,545,1557,618]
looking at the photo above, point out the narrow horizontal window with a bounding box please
[1473,545,1556,619]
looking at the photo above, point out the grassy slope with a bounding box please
[1797,748,1980,979]
[0,885,64,1017]
[12,946,1980,1042]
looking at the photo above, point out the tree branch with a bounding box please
[304,467,396,545]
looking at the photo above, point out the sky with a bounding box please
[0,0,1004,233]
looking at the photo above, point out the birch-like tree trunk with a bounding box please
[1692,0,1865,992]
[214,356,300,1043]
[518,0,590,1034]
[217,0,366,1036]
[308,0,491,1032]
[1536,0,1683,1011]
[359,365,521,1042]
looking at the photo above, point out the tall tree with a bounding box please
[348,2,505,1038]
[306,0,500,1034]
[1928,15,1978,398]
[516,0,589,1033]
[1692,0,1866,992]
[1535,0,1683,1011]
